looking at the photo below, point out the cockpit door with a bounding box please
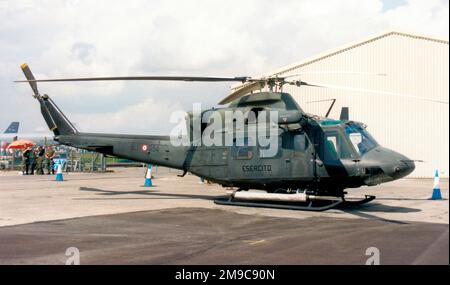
[290,133,315,179]
[322,129,360,177]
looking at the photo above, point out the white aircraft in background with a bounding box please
[0,122,55,147]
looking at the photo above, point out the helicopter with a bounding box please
[16,63,431,211]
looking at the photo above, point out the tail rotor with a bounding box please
[18,64,78,136]
[20,63,40,98]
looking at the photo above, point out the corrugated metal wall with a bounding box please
[276,33,449,178]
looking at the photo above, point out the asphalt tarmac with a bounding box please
[0,208,448,265]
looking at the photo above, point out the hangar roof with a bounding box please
[232,31,449,92]
[272,31,449,76]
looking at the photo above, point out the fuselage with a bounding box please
[38,91,415,196]
[56,103,414,196]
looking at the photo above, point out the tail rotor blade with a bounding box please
[20,63,39,97]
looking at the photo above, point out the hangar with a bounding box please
[241,31,449,178]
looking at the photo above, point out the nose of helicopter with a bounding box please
[382,149,415,180]
[389,156,416,179]
[361,147,415,183]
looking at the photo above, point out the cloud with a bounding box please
[71,42,96,65]
[0,0,448,134]
[382,0,449,38]
[71,96,184,135]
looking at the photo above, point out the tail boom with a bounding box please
[19,64,188,171]
[39,95,78,136]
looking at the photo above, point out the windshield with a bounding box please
[345,124,378,155]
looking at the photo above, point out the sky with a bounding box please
[0,0,448,135]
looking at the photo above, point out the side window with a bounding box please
[325,134,339,161]
[234,146,253,160]
[348,133,363,155]
[232,137,253,160]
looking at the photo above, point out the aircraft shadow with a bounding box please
[342,210,411,224]
[343,203,422,213]
[340,203,422,225]
[78,187,420,225]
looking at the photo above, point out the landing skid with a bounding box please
[214,195,376,212]
[341,195,376,207]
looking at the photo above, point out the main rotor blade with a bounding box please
[15,76,250,83]
[305,83,449,104]
[283,71,387,79]
[228,71,386,91]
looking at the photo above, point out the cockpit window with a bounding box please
[345,124,378,155]
[324,131,353,161]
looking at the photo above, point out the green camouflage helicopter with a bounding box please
[17,63,433,211]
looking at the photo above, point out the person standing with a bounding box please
[22,147,31,175]
[45,146,56,175]
[35,146,45,175]
[28,147,37,175]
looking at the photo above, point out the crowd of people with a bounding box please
[21,146,56,175]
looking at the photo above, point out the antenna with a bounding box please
[306,99,337,118]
